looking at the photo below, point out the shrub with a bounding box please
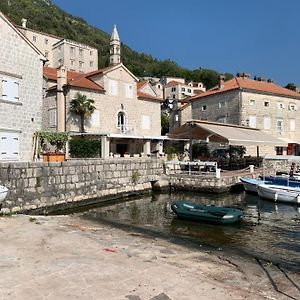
[69,138,101,158]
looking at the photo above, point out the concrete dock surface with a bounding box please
[0,215,299,300]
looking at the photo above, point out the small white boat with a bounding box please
[0,185,9,203]
[240,177,264,193]
[257,183,300,205]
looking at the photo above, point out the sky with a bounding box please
[51,0,300,86]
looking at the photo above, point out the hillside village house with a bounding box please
[43,26,163,158]
[18,18,98,73]
[185,74,300,156]
[0,11,46,161]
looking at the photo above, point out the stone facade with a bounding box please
[0,12,45,162]
[190,78,300,156]
[0,159,164,214]
[18,23,98,73]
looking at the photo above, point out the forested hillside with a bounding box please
[0,0,233,89]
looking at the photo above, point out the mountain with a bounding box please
[0,0,233,89]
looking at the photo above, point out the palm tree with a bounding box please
[69,92,96,133]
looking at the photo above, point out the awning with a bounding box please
[168,120,287,146]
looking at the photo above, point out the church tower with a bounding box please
[110,25,121,65]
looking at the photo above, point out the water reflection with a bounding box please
[80,191,300,267]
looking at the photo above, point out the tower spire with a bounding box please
[110,25,121,65]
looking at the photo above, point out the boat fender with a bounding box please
[297,194,300,204]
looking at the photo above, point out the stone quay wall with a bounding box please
[0,159,164,214]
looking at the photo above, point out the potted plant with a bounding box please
[37,131,69,162]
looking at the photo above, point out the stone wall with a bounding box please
[0,158,164,214]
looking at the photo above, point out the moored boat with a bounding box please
[0,185,9,203]
[257,183,300,205]
[171,201,243,224]
[240,177,265,193]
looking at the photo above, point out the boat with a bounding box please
[0,185,8,203]
[257,183,300,205]
[240,177,265,193]
[171,201,243,224]
[240,176,300,194]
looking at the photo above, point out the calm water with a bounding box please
[77,191,300,270]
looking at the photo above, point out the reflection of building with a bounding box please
[0,12,46,161]
[188,74,300,156]
[18,18,98,73]
[43,26,163,158]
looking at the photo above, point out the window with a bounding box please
[277,102,285,109]
[217,116,226,123]
[45,51,49,58]
[276,147,283,155]
[79,48,83,57]
[90,50,93,56]
[248,115,256,128]
[70,60,75,67]
[218,101,225,108]
[187,88,192,93]
[49,109,57,128]
[264,116,270,129]
[181,87,185,92]
[109,80,118,96]
[289,104,297,111]
[157,84,161,89]
[290,119,296,131]
[90,61,93,67]
[88,110,100,127]
[172,95,176,99]
[45,39,48,45]
[264,101,269,107]
[117,112,126,132]
[276,119,283,135]
[141,115,150,130]
[33,36,36,42]
[79,61,84,70]
[171,87,176,92]
[125,84,133,98]
[2,78,19,102]
[249,99,255,106]
[201,105,207,111]
[0,132,20,160]
[58,59,62,66]
[70,47,75,55]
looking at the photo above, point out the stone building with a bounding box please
[0,11,46,161]
[43,26,163,158]
[18,18,98,73]
[187,74,300,156]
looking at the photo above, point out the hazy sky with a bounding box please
[52,0,300,86]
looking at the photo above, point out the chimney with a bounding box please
[57,66,67,92]
[219,75,225,90]
[21,18,27,28]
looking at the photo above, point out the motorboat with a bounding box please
[0,185,8,203]
[257,183,300,205]
[171,201,243,224]
[240,177,265,193]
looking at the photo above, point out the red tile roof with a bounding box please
[190,77,300,101]
[137,91,163,102]
[43,67,104,92]
[165,80,183,88]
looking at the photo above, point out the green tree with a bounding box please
[284,82,297,91]
[69,92,96,133]
[161,113,170,135]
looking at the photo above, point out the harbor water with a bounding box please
[72,191,300,271]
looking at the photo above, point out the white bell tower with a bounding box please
[110,25,121,65]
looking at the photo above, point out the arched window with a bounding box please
[117,112,126,133]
